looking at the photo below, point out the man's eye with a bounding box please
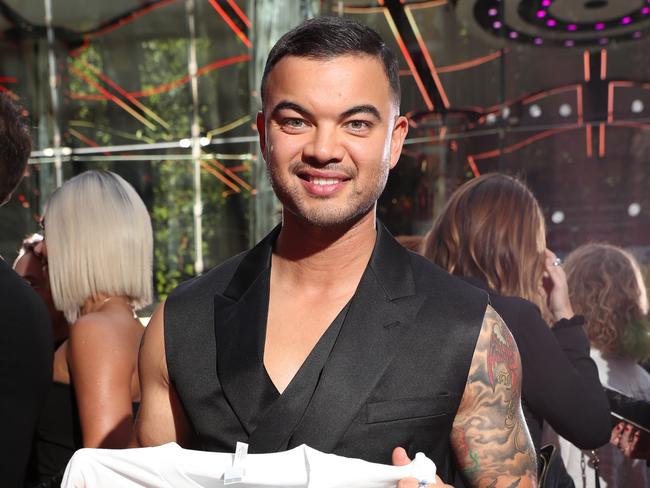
[346,120,371,131]
[282,118,307,129]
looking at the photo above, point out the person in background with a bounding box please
[558,243,650,488]
[423,173,611,486]
[26,170,153,487]
[0,93,53,487]
[13,233,68,348]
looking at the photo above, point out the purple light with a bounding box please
[599,38,609,45]
[547,19,557,27]
[536,10,547,18]
[488,8,498,16]
[595,23,605,30]
[542,0,551,6]
[564,40,575,47]
[621,17,632,25]
[567,24,577,31]
[509,31,519,39]
[534,37,544,45]
[633,31,642,38]
[643,7,650,14]
[493,21,503,29]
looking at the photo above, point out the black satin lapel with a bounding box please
[214,227,278,435]
[289,265,425,452]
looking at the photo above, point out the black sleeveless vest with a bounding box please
[164,223,488,480]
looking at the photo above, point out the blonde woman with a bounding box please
[423,173,611,486]
[26,170,152,487]
[559,244,650,488]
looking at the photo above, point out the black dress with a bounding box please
[0,259,53,488]
[25,380,141,487]
[461,277,611,451]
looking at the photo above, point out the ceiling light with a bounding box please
[551,211,565,224]
[628,203,641,217]
[559,104,572,117]
[529,104,542,118]
[631,100,644,113]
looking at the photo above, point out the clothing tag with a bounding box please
[223,442,248,484]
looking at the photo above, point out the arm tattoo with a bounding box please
[451,305,537,488]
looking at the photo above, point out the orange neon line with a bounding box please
[129,54,250,98]
[404,6,450,108]
[576,85,584,125]
[67,92,105,101]
[200,160,241,193]
[383,9,434,111]
[205,158,253,191]
[523,84,581,105]
[586,124,592,157]
[607,82,614,123]
[472,127,577,161]
[599,122,605,157]
[583,51,590,82]
[467,156,480,177]
[611,121,650,130]
[68,128,112,156]
[439,126,448,141]
[79,60,170,129]
[225,0,251,28]
[208,0,251,48]
[70,66,156,130]
[88,0,179,40]
[600,49,607,81]
[436,51,503,74]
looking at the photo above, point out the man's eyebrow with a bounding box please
[270,101,313,119]
[340,104,381,121]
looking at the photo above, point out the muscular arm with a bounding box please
[451,305,537,488]
[134,301,194,447]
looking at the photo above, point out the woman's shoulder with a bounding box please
[69,309,142,351]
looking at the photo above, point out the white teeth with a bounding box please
[312,177,339,185]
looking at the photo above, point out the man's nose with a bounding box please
[302,125,345,165]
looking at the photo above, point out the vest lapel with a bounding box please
[214,226,278,435]
[288,223,425,452]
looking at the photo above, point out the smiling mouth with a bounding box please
[297,174,351,185]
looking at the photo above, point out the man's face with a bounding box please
[257,54,407,228]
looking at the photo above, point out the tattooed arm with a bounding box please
[450,305,537,488]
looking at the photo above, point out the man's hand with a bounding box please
[392,447,453,488]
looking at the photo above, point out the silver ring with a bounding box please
[553,257,562,267]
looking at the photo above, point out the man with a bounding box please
[136,17,537,487]
[0,94,53,486]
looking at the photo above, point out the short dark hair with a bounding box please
[0,94,32,205]
[261,16,400,107]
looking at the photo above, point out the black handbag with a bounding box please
[538,444,575,488]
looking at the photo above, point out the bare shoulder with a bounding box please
[69,309,142,351]
[451,304,537,488]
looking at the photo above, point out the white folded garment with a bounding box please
[61,443,437,488]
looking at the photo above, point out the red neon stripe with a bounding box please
[472,127,578,161]
[225,0,251,28]
[200,160,241,192]
[208,0,251,48]
[467,156,480,177]
[586,124,592,157]
[206,158,253,191]
[0,76,17,83]
[600,49,607,81]
[91,0,180,38]
[598,123,605,157]
[68,128,112,156]
[583,51,590,82]
[436,50,502,74]
[130,54,250,97]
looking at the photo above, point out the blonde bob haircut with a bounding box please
[44,170,153,323]
[423,173,549,319]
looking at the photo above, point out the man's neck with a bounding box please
[272,210,377,294]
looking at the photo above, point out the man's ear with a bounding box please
[389,115,409,170]
[256,111,267,158]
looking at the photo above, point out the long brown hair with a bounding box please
[423,173,548,316]
[564,243,649,357]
